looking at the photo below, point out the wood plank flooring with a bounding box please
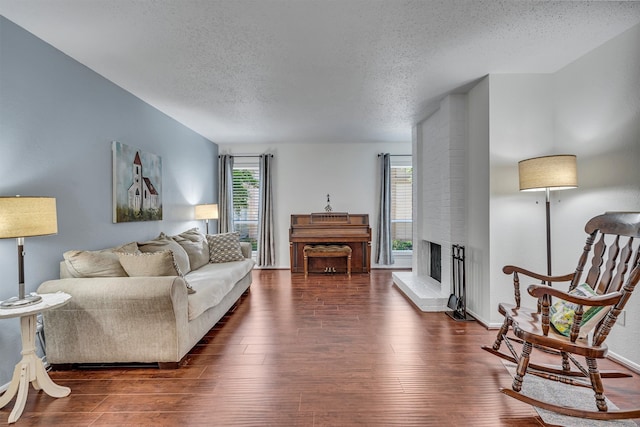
[3,270,639,426]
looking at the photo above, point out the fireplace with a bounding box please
[429,241,442,283]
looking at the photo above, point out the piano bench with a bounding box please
[303,245,352,277]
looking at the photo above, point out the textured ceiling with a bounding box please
[2,1,640,144]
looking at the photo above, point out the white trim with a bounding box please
[390,157,412,167]
[392,250,413,255]
[607,351,640,375]
[465,310,500,329]
[375,251,412,269]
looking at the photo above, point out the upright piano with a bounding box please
[289,213,371,274]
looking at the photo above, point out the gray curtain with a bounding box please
[257,154,275,266]
[217,154,234,233]
[376,153,394,265]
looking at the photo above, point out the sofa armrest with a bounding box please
[37,276,190,364]
[240,241,253,259]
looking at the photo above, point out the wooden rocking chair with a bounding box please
[482,211,640,420]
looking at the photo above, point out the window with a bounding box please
[391,159,412,251]
[232,160,259,251]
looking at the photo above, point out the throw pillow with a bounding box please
[171,228,210,270]
[117,251,195,294]
[206,232,245,263]
[138,234,191,274]
[63,242,139,278]
[550,283,610,339]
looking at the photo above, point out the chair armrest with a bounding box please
[502,265,574,308]
[527,284,622,306]
[503,265,574,283]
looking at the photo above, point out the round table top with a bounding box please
[0,292,71,319]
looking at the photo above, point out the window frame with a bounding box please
[231,159,260,252]
[390,157,413,253]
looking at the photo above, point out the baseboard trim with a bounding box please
[607,351,640,375]
[464,310,502,329]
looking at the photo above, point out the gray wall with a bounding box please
[0,17,218,385]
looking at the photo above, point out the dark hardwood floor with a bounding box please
[3,270,639,426]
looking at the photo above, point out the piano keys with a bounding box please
[289,213,371,274]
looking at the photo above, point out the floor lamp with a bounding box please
[518,155,578,278]
[0,196,58,309]
[194,203,218,234]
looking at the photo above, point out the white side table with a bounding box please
[0,292,72,424]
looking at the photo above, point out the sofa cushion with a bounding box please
[138,234,191,274]
[63,242,139,278]
[117,250,195,294]
[206,232,245,263]
[171,228,210,270]
[186,258,255,320]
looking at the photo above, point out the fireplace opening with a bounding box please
[430,242,442,283]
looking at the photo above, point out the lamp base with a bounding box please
[0,293,43,309]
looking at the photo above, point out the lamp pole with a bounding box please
[545,188,552,281]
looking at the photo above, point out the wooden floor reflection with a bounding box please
[3,270,639,426]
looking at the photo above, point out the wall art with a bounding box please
[112,141,162,222]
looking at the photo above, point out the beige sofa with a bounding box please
[37,229,254,368]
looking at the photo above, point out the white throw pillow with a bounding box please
[138,234,191,274]
[63,242,139,278]
[171,228,210,270]
[117,251,195,294]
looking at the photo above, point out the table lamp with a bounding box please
[194,203,218,234]
[0,196,58,309]
[518,155,577,277]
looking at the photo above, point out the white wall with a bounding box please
[485,24,640,367]
[413,95,467,296]
[488,73,556,323]
[217,141,412,270]
[412,23,639,369]
[466,77,491,320]
[552,23,640,367]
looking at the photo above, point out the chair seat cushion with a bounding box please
[303,244,352,254]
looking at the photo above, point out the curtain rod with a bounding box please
[378,153,411,157]
[218,154,273,158]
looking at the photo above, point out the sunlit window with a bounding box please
[232,160,259,251]
[391,159,412,251]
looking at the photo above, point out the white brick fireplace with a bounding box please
[393,94,467,311]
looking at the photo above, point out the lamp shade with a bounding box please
[518,155,578,192]
[0,196,58,238]
[194,204,219,220]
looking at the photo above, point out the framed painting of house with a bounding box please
[112,141,163,223]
